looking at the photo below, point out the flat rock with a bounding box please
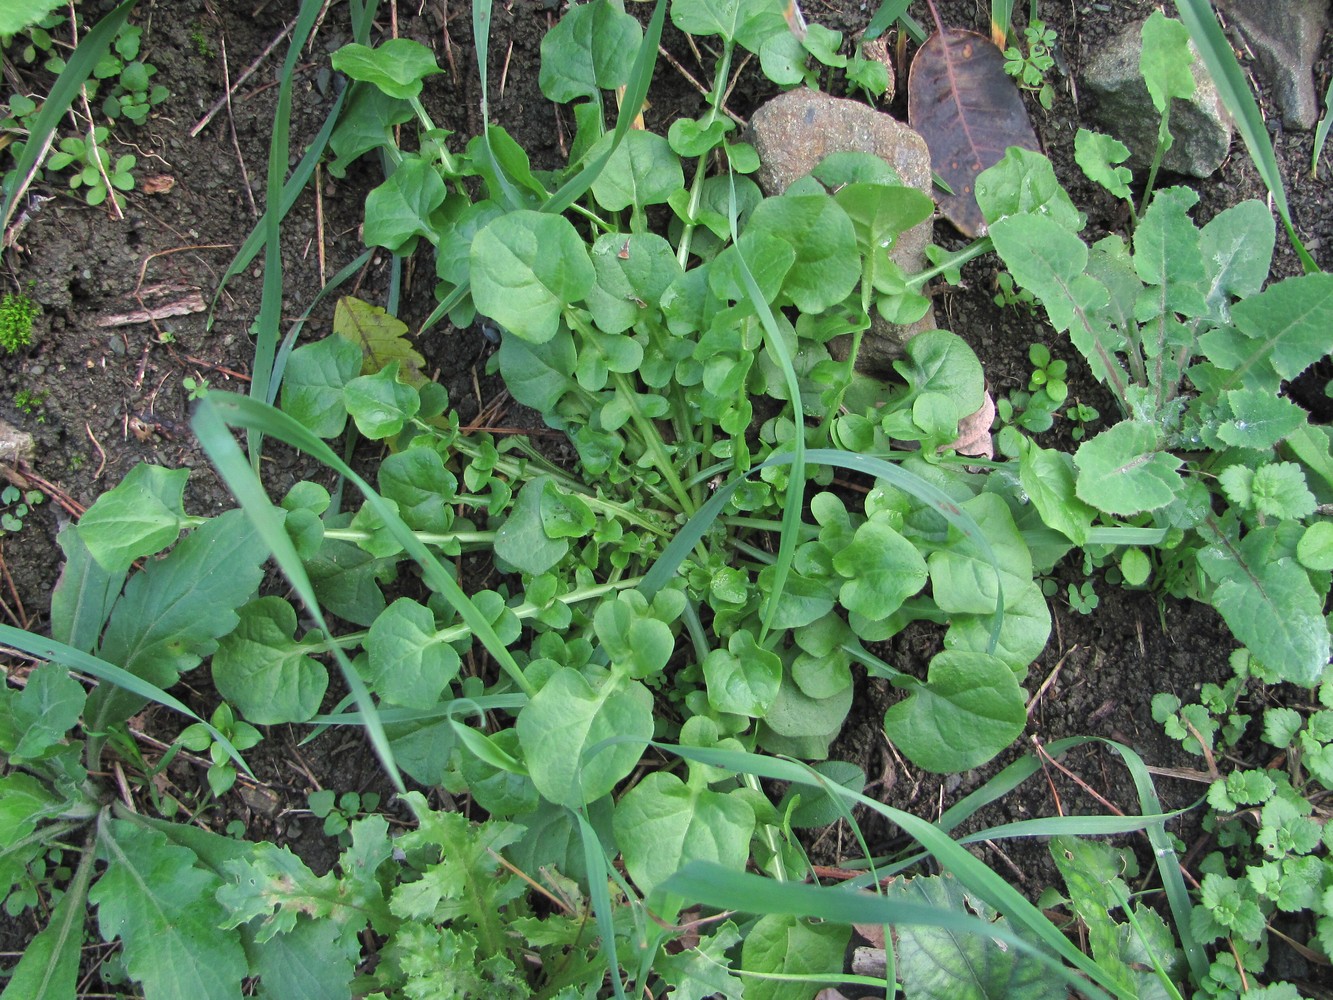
[1214,0,1328,130]
[1083,18,1233,178]
[0,418,34,468]
[746,89,936,371]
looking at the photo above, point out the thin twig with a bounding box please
[220,35,259,217]
[190,18,297,137]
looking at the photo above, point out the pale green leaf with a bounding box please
[365,598,460,709]
[1074,422,1184,515]
[329,39,442,100]
[74,464,189,573]
[885,651,1027,772]
[92,821,247,1000]
[280,335,363,438]
[211,597,328,724]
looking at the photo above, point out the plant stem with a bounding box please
[611,371,697,516]
[675,41,734,266]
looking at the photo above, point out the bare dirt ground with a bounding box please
[1,0,1329,987]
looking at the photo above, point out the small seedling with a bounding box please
[1067,580,1099,614]
[993,270,1039,315]
[0,485,43,533]
[0,292,36,352]
[189,27,215,59]
[13,388,46,418]
[45,126,136,208]
[182,375,210,400]
[176,703,262,797]
[1027,343,1068,403]
[1065,400,1099,441]
[1003,18,1058,110]
[308,789,382,840]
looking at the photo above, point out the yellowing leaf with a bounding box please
[333,296,428,386]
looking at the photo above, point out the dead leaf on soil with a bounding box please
[908,27,1040,236]
[139,174,176,195]
[945,389,996,458]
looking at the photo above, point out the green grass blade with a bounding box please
[1312,73,1333,177]
[728,174,804,645]
[208,86,348,323]
[664,862,1111,998]
[1173,0,1319,272]
[865,0,925,43]
[191,399,402,790]
[574,809,629,1000]
[0,624,255,779]
[248,0,330,465]
[0,0,137,233]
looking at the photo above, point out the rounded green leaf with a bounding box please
[363,157,447,253]
[538,0,642,103]
[516,668,653,808]
[280,335,363,438]
[470,211,595,344]
[1074,421,1184,515]
[703,630,781,717]
[330,39,443,100]
[365,598,461,709]
[833,520,928,621]
[211,597,328,725]
[613,772,756,895]
[343,362,421,439]
[885,651,1026,773]
[1297,521,1333,572]
[745,193,860,313]
[74,464,189,573]
[379,446,457,534]
[589,130,684,212]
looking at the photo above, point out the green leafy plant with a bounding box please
[1155,664,1333,999]
[182,374,209,400]
[0,484,42,533]
[307,788,380,839]
[44,125,135,207]
[1002,17,1057,110]
[979,145,1331,690]
[0,291,36,352]
[177,704,261,797]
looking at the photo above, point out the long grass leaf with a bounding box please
[663,861,1113,998]
[0,0,137,233]
[1312,73,1333,177]
[248,0,330,465]
[1173,0,1319,272]
[865,0,925,43]
[728,174,804,645]
[191,400,402,789]
[208,86,347,321]
[0,624,254,778]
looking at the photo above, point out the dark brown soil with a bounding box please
[1,0,1328,992]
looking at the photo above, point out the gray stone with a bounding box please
[0,419,35,468]
[1083,18,1234,178]
[1214,0,1329,130]
[746,89,936,372]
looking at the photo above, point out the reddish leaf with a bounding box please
[908,27,1040,236]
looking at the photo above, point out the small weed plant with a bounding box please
[0,291,36,352]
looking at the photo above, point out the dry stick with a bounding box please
[134,244,235,295]
[67,7,123,222]
[190,18,296,137]
[85,421,107,480]
[315,162,327,286]
[655,45,747,127]
[0,544,28,629]
[220,35,259,217]
[500,39,514,103]
[1025,645,1076,715]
